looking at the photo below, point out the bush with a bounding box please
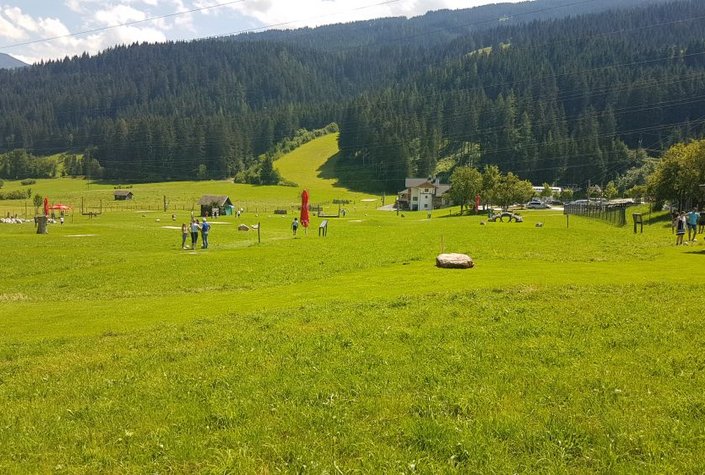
[0,190,30,200]
[233,172,248,184]
[20,179,36,186]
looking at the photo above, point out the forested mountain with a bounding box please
[0,53,26,69]
[338,0,705,190]
[238,0,670,52]
[0,0,703,190]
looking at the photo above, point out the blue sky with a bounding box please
[0,1,519,64]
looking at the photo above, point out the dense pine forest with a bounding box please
[0,0,704,191]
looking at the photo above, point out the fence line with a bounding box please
[564,203,627,226]
[3,198,369,219]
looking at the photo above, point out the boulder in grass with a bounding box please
[436,253,474,269]
[238,224,250,231]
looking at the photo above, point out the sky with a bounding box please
[0,0,524,64]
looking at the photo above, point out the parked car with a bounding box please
[526,200,551,209]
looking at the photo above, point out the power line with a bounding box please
[0,0,247,51]
[0,0,404,53]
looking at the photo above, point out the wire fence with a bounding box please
[564,202,627,226]
[1,198,368,219]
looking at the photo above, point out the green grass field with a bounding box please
[0,134,377,219]
[1,135,705,472]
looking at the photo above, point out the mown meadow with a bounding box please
[1,135,705,472]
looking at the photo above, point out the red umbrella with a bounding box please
[300,190,310,229]
[43,197,49,216]
[475,194,481,213]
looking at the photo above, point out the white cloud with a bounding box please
[4,6,40,33]
[37,17,72,37]
[110,24,167,44]
[65,0,85,14]
[16,24,168,64]
[0,11,27,40]
[0,6,71,44]
[66,0,169,16]
[226,0,501,29]
[94,5,147,27]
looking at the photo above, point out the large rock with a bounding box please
[238,224,250,231]
[436,253,474,269]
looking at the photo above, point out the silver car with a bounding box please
[526,200,550,209]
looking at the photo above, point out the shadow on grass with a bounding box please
[684,250,705,255]
[642,209,671,226]
[438,211,481,219]
[317,152,389,194]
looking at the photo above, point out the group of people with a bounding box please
[181,216,211,249]
[674,208,703,245]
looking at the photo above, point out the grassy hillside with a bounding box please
[0,134,379,218]
[1,139,704,471]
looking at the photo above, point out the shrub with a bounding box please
[0,190,30,200]
[20,179,36,186]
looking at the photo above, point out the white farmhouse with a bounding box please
[397,178,451,211]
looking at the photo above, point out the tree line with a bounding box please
[448,165,535,212]
[647,139,705,208]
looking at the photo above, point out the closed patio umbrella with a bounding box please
[300,190,310,232]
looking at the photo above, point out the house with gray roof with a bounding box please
[114,190,134,201]
[198,195,233,217]
[397,178,451,211]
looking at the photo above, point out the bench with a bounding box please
[273,209,288,215]
[319,220,328,237]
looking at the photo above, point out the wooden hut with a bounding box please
[198,195,233,217]
[114,190,134,201]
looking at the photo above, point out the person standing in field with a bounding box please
[181,223,189,249]
[292,217,299,236]
[190,219,200,249]
[699,209,705,234]
[201,217,211,249]
[687,207,700,241]
[676,211,686,245]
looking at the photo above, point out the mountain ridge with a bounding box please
[0,53,27,69]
